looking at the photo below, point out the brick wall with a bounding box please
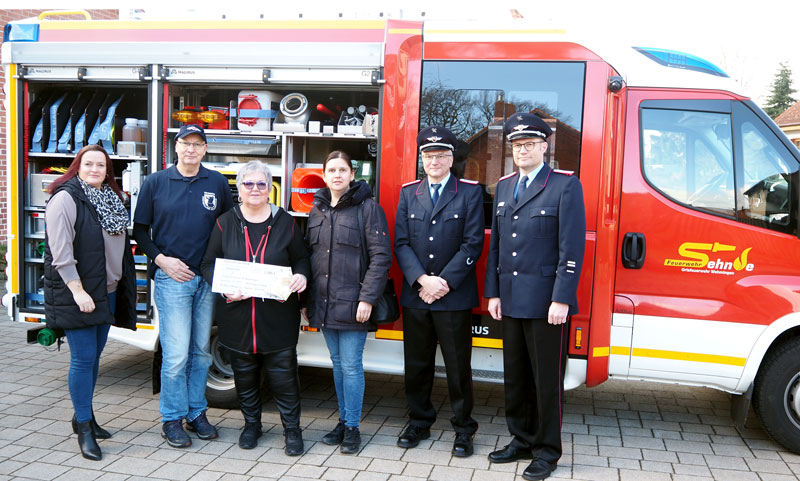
[0,9,119,245]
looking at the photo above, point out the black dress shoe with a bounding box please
[75,420,102,461]
[488,444,532,463]
[72,414,112,440]
[397,425,431,448]
[452,432,474,457]
[522,458,557,481]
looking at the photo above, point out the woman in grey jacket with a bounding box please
[305,151,391,454]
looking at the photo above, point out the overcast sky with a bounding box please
[565,0,799,107]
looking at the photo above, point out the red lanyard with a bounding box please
[244,225,271,264]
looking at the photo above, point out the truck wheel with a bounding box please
[205,327,239,409]
[753,339,800,454]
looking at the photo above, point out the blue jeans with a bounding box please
[154,270,214,423]
[65,291,115,423]
[322,328,367,428]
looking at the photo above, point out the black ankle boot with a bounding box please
[76,420,102,461]
[91,416,111,439]
[72,414,111,440]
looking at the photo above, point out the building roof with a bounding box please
[775,101,800,127]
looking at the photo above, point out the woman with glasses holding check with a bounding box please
[201,160,310,454]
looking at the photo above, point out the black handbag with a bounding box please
[357,203,400,325]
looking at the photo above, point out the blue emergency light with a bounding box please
[3,22,39,42]
[633,47,729,77]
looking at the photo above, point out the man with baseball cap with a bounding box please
[484,113,586,480]
[394,126,484,457]
[133,124,233,448]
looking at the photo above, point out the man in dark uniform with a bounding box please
[394,126,484,457]
[485,113,585,480]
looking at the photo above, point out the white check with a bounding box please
[211,258,293,301]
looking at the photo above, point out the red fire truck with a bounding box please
[4,12,800,452]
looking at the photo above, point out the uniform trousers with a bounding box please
[229,347,301,429]
[502,315,569,464]
[402,308,478,434]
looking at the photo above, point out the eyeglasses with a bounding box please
[421,153,452,162]
[177,140,206,149]
[240,181,269,191]
[511,141,544,152]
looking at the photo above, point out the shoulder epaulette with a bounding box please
[499,172,518,181]
[402,179,422,187]
[459,178,478,184]
[553,169,574,176]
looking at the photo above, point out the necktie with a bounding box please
[431,183,441,205]
[514,176,528,201]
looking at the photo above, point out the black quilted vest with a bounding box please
[43,177,136,331]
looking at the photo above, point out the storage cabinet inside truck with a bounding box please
[18,73,151,318]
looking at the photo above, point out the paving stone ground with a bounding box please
[2,293,799,480]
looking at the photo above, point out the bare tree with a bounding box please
[421,80,575,138]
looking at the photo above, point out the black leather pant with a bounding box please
[229,347,301,429]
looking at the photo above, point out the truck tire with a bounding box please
[205,327,239,409]
[753,339,800,454]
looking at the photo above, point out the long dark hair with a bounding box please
[47,145,124,200]
[323,150,353,172]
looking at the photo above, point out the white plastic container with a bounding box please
[122,118,142,142]
[237,90,282,131]
[137,119,148,140]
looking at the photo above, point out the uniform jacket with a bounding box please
[43,178,137,331]
[200,204,311,354]
[395,175,484,311]
[484,164,586,318]
[306,181,392,330]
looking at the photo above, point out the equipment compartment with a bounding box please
[165,84,380,215]
[19,79,151,315]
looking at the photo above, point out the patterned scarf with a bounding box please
[77,178,129,235]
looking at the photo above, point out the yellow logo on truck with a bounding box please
[665,242,753,275]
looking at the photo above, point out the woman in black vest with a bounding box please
[44,145,137,460]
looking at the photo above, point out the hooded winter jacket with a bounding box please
[201,204,311,354]
[305,180,392,331]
